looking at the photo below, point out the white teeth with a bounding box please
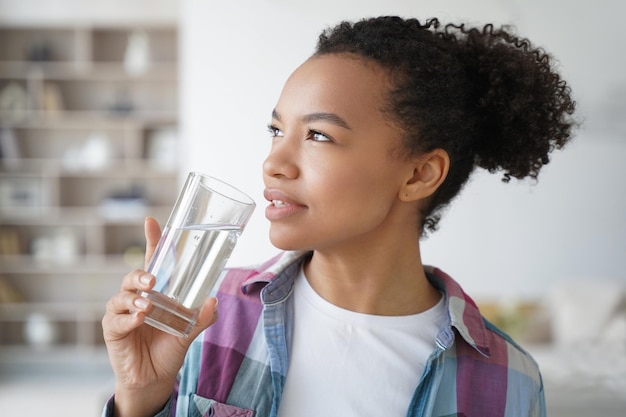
[272,200,288,207]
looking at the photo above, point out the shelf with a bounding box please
[0,21,179,367]
[0,204,171,221]
[0,254,140,274]
[0,301,105,320]
[0,109,178,127]
[0,159,177,176]
[0,60,178,81]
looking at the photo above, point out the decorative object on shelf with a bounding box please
[478,297,540,342]
[99,185,148,220]
[23,312,59,348]
[146,126,178,171]
[0,82,28,122]
[124,29,151,76]
[53,228,79,263]
[31,228,79,264]
[82,132,113,170]
[0,176,48,213]
[31,235,53,262]
[62,131,113,171]
[108,90,135,116]
[0,276,24,303]
[0,227,22,255]
[61,146,82,171]
[26,37,52,62]
[41,82,65,115]
[123,244,145,268]
[0,127,21,170]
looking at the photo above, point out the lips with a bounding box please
[263,188,301,205]
[263,188,306,221]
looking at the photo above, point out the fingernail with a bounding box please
[139,274,152,285]
[134,298,149,310]
[213,297,219,312]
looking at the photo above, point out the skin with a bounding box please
[264,53,448,315]
[102,52,449,417]
[102,217,219,417]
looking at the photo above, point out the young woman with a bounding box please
[102,16,576,417]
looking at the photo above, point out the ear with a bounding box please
[399,149,450,202]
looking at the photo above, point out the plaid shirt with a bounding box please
[104,251,546,417]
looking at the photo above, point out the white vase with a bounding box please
[124,30,150,75]
[24,312,59,348]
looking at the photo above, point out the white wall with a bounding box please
[180,0,626,297]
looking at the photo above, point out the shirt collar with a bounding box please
[240,251,307,295]
[240,252,491,357]
[425,266,492,357]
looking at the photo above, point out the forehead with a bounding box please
[276,53,391,122]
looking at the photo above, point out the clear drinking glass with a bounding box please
[137,172,255,337]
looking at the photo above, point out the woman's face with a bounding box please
[262,53,417,252]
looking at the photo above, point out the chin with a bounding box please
[270,240,303,252]
[269,231,310,252]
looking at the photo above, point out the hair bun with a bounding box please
[456,24,576,181]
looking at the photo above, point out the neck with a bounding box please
[303,241,440,316]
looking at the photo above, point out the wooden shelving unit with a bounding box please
[0,22,179,373]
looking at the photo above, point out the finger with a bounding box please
[102,292,151,338]
[120,269,155,292]
[144,216,162,268]
[106,285,153,315]
[102,307,147,340]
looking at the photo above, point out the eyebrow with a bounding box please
[272,109,352,130]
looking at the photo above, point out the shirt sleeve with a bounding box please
[532,385,547,417]
[101,395,172,417]
[100,334,204,417]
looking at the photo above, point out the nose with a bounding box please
[263,137,299,180]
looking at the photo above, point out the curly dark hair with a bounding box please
[315,16,577,233]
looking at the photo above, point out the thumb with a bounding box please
[187,297,219,341]
[144,216,163,269]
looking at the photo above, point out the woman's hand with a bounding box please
[102,216,218,417]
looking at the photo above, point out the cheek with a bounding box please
[313,162,397,218]
[309,160,362,198]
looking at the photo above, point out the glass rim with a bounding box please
[188,171,256,207]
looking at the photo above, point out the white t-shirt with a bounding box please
[277,267,448,417]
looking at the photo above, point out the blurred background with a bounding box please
[0,0,624,416]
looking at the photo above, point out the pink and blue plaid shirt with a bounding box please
[104,251,545,417]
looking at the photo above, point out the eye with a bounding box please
[267,124,284,137]
[307,129,333,143]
